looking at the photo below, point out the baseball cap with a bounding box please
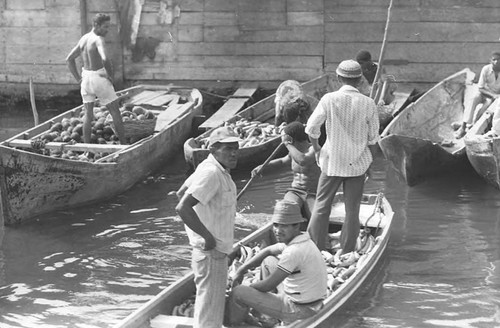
[208,126,240,147]
[272,200,306,225]
[336,59,363,78]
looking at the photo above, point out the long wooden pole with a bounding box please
[237,143,284,200]
[29,77,39,126]
[370,0,395,99]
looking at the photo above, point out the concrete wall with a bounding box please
[1,0,500,99]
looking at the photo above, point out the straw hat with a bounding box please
[336,59,362,78]
[272,200,305,225]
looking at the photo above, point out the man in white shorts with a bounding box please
[66,13,126,144]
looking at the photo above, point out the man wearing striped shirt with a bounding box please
[305,59,380,253]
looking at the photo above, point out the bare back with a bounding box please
[78,32,105,71]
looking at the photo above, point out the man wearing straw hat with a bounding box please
[176,126,240,328]
[305,59,379,254]
[229,200,327,326]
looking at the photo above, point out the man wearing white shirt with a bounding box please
[305,59,379,253]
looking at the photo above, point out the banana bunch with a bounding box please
[200,119,284,149]
[323,229,379,293]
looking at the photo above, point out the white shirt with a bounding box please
[184,154,237,254]
[478,64,500,94]
[270,233,327,303]
[305,85,379,176]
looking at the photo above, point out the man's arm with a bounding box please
[96,37,114,82]
[232,244,288,292]
[175,193,216,250]
[66,44,82,83]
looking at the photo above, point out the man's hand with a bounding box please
[281,134,293,145]
[203,233,216,251]
[231,271,244,288]
[251,165,263,177]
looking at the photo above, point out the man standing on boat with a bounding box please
[66,13,127,145]
[229,200,327,326]
[455,51,500,139]
[176,126,240,328]
[251,121,320,221]
[305,59,379,253]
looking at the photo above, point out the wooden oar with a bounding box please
[237,143,284,200]
[370,0,394,100]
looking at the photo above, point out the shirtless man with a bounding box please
[252,121,320,221]
[66,13,126,144]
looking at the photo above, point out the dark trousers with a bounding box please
[307,173,365,252]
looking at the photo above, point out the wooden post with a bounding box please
[80,0,87,35]
[370,0,394,99]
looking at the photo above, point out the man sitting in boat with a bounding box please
[251,122,320,221]
[229,200,327,326]
[456,51,500,139]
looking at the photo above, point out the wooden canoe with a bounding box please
[464,98,500,189]
[113,192,394,328]
[0,85,203,225]
[378,68,476,186]
[183,74,333,171]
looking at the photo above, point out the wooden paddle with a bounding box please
[237,143,284,200]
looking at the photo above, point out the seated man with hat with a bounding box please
[229,199,327,326]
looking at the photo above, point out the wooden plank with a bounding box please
[143,94,180,107]
[231,83,259,98]
[128,90,168,105]
[325,22,500,42]
[7,139,128,153]
[204,26,324,42]
[154,102,194,131]
[287,12,324,26]
[199,98,250,130]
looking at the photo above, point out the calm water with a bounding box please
[1,115,500,328]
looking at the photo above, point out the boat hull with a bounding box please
[113,192,394,328]
[0,87,203,225]
[464,106,500,189]
[183,75,334,170]
[379,68,475,186]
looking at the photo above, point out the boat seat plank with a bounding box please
[154,102,194,132]
[199,98,251,130]
[144,94,180,107]
[151,315,193,328]
[8,139,127,153]
[231,82,259,98]
[198,84,259,130]
[128,90,168,105]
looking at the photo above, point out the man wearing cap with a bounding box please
[305,59,379,254]
[175,126,240,328]
[229,200,327,325]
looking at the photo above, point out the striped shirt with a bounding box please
[184,154,237,254]
[305,85,379,177]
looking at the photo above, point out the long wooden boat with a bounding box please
[464,98,500,189]
[183,75,411,171]
[113,192,394,328]
[183,75,332,171]
[0,85,202,225]
[378,68,476,186]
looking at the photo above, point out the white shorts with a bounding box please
[80,68,118,105]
